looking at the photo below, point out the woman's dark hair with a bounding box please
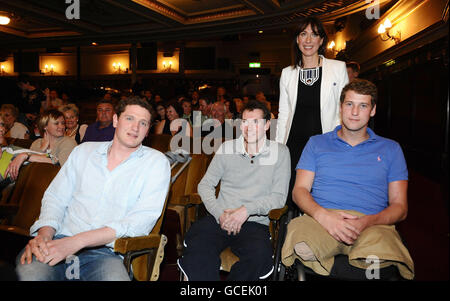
[293,17,328,67]
[165,99,184,118]
[225,99,237,115]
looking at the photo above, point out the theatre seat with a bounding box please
[219,206,288,280]
[0,163,60,234]
[142,134,172,152]
[114,152,192,281]
[5,138,34,149]
[0,163,60,264]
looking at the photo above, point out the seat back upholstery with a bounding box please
[5,138,34,149]
[143,134,172,153]
[130,157,193,281]
[169,153,211,204]
[11,163,60,230]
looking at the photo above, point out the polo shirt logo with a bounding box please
[377,156,381,162]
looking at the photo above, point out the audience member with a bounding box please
[42,89,63,110]
[216,86,227,103]
[181,98,193,125]
[59,104,88,144]
[197,95,213,126]
[16,75,46,128]
[346,61,360,82]
[201,102,235,138]
[15,96,171,281]
[190,90,200,110]
[178,100,290,280]
[5,110,77,180]
[0,104,30,139]
[255,91,271,112]
[154,99,192,136]
[224,99,238,119]
[233,97,244,114]
[81,100,115,143]
[0,115,7,147]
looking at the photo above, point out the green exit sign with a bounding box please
[249,62,261,68]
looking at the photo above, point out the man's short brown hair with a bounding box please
[115,96,153,119]
[340,79,377,107]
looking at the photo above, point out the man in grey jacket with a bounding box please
[177,100,290,281]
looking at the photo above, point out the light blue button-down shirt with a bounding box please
[30,141,171,248]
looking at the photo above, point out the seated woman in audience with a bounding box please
[5,110,77,180]
[0,116,7,147]
[155,103,166,123]
[154,99,192,136]
[151,102,166,134]
[59,104,88,144]
[224,98,238,119]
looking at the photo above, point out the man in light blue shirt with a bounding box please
[16,97,171,281]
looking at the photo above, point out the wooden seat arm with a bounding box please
[114,234,161,254]
[0,224,31,237]
[269,205,288,221]
[170,193,202,206]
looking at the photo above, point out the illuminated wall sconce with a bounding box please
[112,62,122,73]
[162,60,172,72]
[42,64,55,75]
[328,40,336,51]
[0,12,11,25]
[378,18,401,44]
[1,65,5,75]
[327,41,339,56]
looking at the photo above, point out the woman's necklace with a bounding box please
[66,124,79,137]
[299,56,321,86]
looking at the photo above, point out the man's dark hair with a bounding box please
[293,17,328,68]
[340,79,378,107]
[97,98,114,107]
[115,96,153,118]
[241,100,271,121]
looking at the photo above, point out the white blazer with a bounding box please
[275,56,349,144]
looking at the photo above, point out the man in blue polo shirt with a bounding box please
[81,99,115,143]
[281,79,414,280]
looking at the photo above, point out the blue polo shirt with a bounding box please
[81,121,115,143]
[297,126,408,215]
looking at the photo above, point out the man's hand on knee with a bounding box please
[221,206,249,235]
[43,236,84,266]
[20,227,55,265]
[316,210,360,245]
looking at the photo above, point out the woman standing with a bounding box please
[275,17,348,207]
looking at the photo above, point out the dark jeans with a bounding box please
[178,215,273,281]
